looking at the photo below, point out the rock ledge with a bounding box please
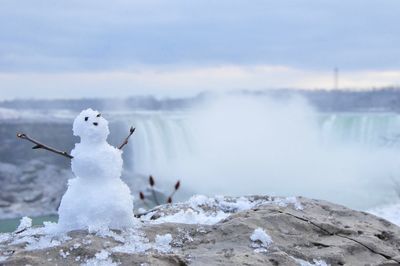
[0,196,399,265]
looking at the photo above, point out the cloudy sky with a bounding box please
[1,0,399,99]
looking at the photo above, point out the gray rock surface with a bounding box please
[0,196,399,266]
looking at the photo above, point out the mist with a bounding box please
[136,95,400,210]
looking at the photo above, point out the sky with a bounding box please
[0,0,400,99]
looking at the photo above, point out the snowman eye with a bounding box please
[84,117,89,121]
[96,113,101,117]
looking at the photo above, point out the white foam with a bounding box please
[367,202,400,226]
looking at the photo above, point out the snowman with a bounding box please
[17,108,136,232]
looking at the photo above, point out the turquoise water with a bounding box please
[0,215,58,233]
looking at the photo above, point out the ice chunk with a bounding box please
[154,234,172,253]
[217,196,255,212]
[82,250,119,266]
[0,233,11,244]
[294,258,330,266]
[22,236,61,251]
[16,216,32,232]
[111,229,151,254]
[59,249,69,259]
[272,196,303,210]
[143,195,303,226]
[95,250,110,260]
[189,194,215,208]
[152,209,229,225]
[10,219,70,251]
[250,227,273,253]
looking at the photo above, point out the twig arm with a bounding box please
[118,126,135,150]
[17,133,73,159]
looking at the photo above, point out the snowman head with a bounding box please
[73,108,110,143]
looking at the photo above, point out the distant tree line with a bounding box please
[2,87,400,112]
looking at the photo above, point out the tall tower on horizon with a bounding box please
[334,67,339,90]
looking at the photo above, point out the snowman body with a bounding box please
[57,109,135,231]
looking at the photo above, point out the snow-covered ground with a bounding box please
[140,195,303,225]
[0,195,303,256]
[1,194,399,265]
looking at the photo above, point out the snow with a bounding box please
[250,228,273,246]
[0,233,11,244]
[367,203,400,226]
[95,227,127,243]
[96,250,111,260]
[72,108,110,144]
[108,229,173,254]
[294,257,330,266]
[4,225,166,258]
[25,236,63,251]
[82,250,119,266]
[16,216,32,232]
[250,228,273,253]
[152,209,230,225]
[11,224,72,251]
[0,193,304,263]
[190,194,304,213]
[188,194,215,207]
[111,229,152,254]
[142,195,303,225]
[5,214,67,253]
[57,108,136,232]
[154,234,173,253]
[0,107,20,120]
[189,195,259,212]
[0,190,316,265]
[11,228,71,251]
[0,177,306,264]
[59,249,69,258]
[272,196,304,210]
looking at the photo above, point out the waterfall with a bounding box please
[121,98,400,210]
[124,112,193,175]
[318,113,400,145]
[127,112,400,174]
